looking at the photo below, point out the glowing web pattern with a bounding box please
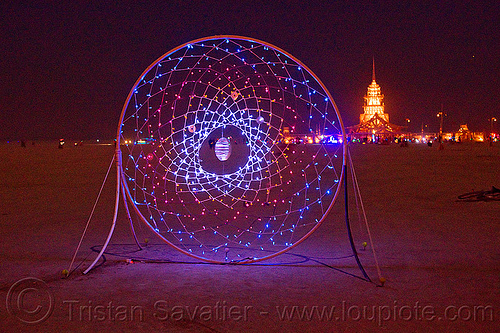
[118,36,345,263]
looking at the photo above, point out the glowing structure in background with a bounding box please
[347,59,403,138]
[89,36,346,267]
[359,58,389,124]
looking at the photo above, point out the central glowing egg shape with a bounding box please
[215,137,231,161]
[199,125,250,175]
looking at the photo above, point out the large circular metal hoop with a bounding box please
[117,35,346,263]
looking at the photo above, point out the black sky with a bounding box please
[1,1,499,140]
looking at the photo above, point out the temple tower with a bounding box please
[359,58,389,124]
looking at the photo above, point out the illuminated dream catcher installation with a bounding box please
[81,36,379,273]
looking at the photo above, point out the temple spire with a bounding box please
[372,56,376,82]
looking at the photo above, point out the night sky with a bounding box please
[1,1,499,140]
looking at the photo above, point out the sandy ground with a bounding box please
[0,140,498,332]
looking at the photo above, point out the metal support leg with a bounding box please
[83,149,122,274]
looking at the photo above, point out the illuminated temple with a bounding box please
[347,59,404,139]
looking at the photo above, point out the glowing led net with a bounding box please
[118,36,345,263]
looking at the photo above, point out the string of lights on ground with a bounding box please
[118,36,346,263]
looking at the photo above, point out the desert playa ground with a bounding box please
[0,140,498,332]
